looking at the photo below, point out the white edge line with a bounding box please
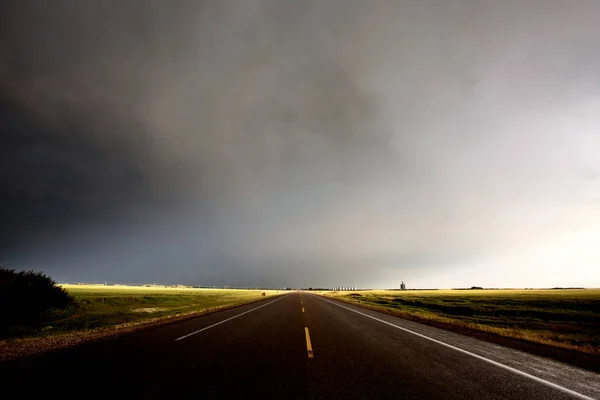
[174,295,286,341]
[316,296,596,400]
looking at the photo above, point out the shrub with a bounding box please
[0,267,75,337]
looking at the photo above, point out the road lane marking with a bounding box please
[174,296,286,341]
[316,296,595,400]
[304,327,314,358]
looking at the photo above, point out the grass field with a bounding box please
[17,285,281,339]
[320,289,600,355]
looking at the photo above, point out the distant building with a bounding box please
[400,281,406,290]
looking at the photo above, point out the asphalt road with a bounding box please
[2,293,599,399]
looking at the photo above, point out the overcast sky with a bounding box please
[2,1,600,288]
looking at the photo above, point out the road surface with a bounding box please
[2,293,599,399]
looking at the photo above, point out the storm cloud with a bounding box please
[2,1,600,288]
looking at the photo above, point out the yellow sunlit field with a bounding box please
[320,289,600,355]
[24,285,282,338]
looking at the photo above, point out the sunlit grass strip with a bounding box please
[6,286,283,339]
[1,287,284,360]
[319,289,600,355]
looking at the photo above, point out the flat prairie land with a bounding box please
[320,289,600,355]
[14,285,281,339]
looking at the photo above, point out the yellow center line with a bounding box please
[304,327,314,358]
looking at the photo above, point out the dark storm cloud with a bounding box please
[0,85,152,250]
[2,1,600,288]
[0,2,194,246]
[1,0,391,285]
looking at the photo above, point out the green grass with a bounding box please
[24,285,281,338]
[320,289,600,355]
